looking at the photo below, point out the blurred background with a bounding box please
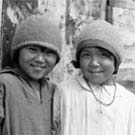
[0,0,135,93]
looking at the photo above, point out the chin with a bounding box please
[29,75,44,80]
[88,78,104,85]
[91,81,102,85]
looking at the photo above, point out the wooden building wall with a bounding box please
[0,0,135,92]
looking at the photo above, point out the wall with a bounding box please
[110,0,135,92]
[0,0,135,92]
[0,0,3,69]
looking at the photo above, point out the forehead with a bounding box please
[22,45,52,51]
[80,47,108,53]
[23,45,44,49]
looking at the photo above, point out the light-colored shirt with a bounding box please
[53,74,135,135]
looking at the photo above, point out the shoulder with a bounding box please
[0,70,21,98]
[55,74,85,98]
[115,83,135,104]
[0,71,19,85]
[44,79,58,95]
[60,74,79,87]
[116,83,135,97]
[59,75,79,91]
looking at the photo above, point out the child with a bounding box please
[53,20,135,135]
[0,14,61,135]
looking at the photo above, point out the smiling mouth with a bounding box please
[89,71,103,74]
[31,65,46,70]
[34,67,44,70]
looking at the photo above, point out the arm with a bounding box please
[52,87,61,135]
[128,102,135,135]
[0,83,5,133]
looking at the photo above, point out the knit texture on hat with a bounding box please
[75,20,123,74]
[11,14,61,63]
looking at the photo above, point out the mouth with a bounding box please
[31,64,46,71]
[88,70,103,74]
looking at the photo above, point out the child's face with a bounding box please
[18,45,57,80]
[79,47,115,85]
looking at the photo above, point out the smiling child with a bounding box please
[0,14,61,135]
[53,20,135,135]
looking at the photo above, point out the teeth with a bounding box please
[34,66,43,70]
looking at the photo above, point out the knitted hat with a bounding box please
[75,20,123,74]
[11,14,62,64]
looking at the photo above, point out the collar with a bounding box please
[76,73,91,92]
[0,67,49,85]
[76,73,116,96]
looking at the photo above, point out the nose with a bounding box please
[89,56,100,66]
[35,53,45,63]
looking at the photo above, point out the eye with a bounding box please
[44,50,54,55]
[81,52,91,58]
[43,49,57,59]
[100,51,113,60]
[101,52,108,57]
[27,46,38,53]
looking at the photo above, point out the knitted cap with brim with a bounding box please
[75,20,123,74]
[11,14,62,64]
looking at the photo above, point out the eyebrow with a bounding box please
[81,48,92,53]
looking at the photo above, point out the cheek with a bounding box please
[18,52,25,66]
[47,56,57,66]
[79,59,89,73]
[109,64,115,74]
[18,55,28,71]
[18,50,31,68]
[104,61,115,74]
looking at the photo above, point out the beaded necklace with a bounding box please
[86,80,117,106]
